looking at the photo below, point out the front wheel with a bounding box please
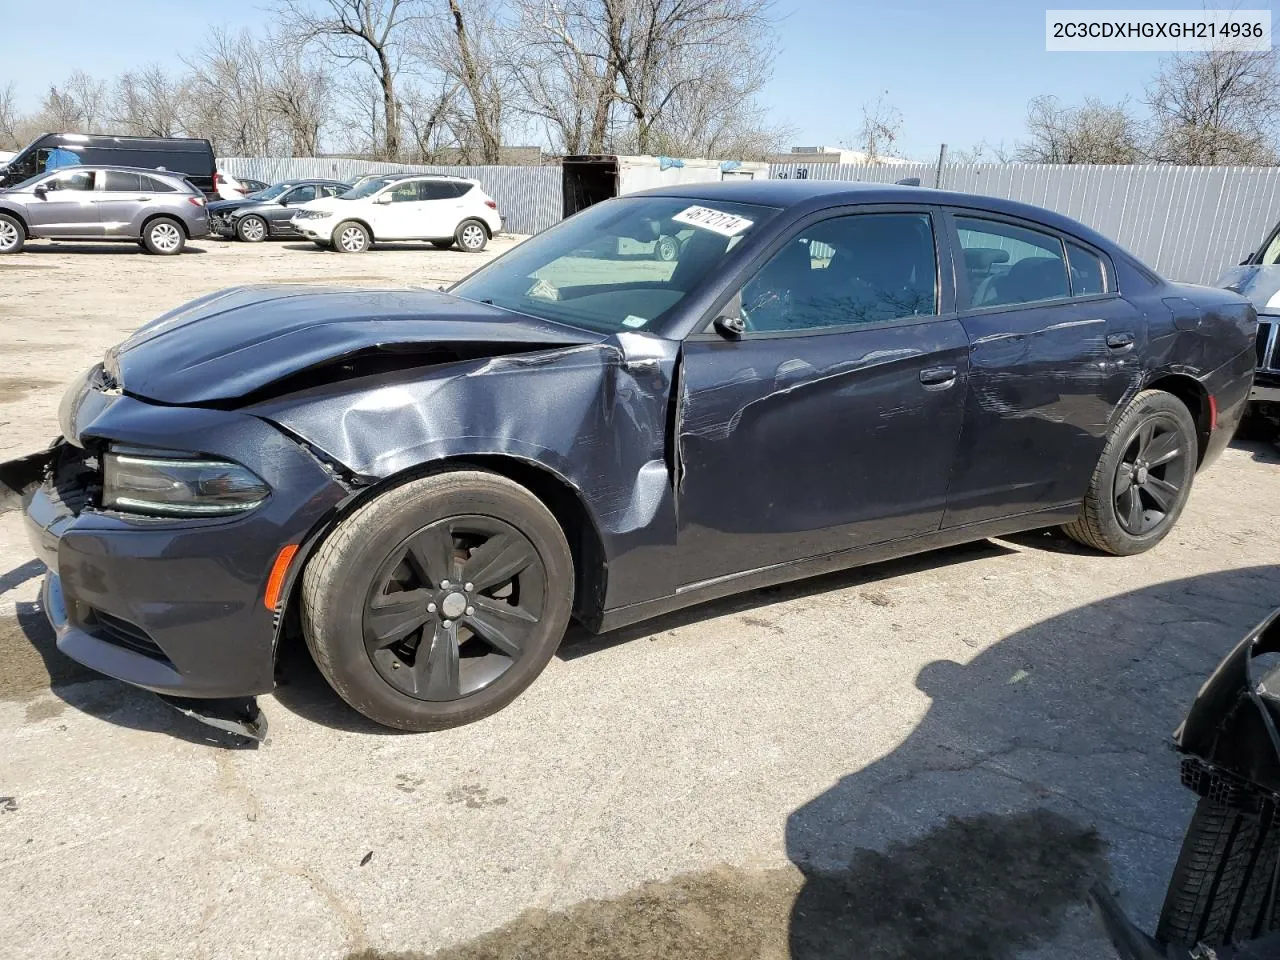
[333,220,370,253]
[301,470,574,731]
[455,219,488,253]
[0,213,26,254]
[236,215,267,242]
[1061,389,1198,555]
[142,217,185,255]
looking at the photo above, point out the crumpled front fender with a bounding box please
[1175,607,1280,797]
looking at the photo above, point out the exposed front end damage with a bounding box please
[1094,609,1280,957]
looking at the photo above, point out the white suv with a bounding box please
[292,175,503,253]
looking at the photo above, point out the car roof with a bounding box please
[51,164,188,178]
[634,179,1119,252]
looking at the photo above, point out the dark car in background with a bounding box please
[0,133,217,198]
[0,181,1257,736]
[0,165,209,254]
[208,179,350,242]
[1219,222,1280,430]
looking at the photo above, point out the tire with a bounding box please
[332,220,370,253]
[0,213,27,254]
[455,218,488,253]
[431,239,454,250]
[235,215,268,243]
[1156,797,1280,945]
[142,217,185,255]
[654,234,680,262]
[1061,389,1198,555]
[301,469,574,731]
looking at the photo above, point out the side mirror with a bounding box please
[374,193,393,205]
[714,314,746,338]
[33,184,47,198]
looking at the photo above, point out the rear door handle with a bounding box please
[919,365,958,389]
[1106,332,1135,351]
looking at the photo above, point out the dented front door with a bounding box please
[674,320,970,588]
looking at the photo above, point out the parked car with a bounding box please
[1218,226,1280,431]
[209,179,351,241]
[1092,607,1280,958]
[0,164,209,255]
[0,133,217,199]
[291,174,502,252]
[0,181,1256,736]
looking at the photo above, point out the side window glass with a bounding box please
[1259,230,1280,265]
[419,182,453,200]
[389,181,420,203]
[450,183,472,198]
[142,176,176,192]
[956,217,1068,308]
[741,212,938,332]
[1066,241,1106,296]
[103,171,143,192]
[46,170,96,192]
[322,185,342,197]
[287,185,316,204]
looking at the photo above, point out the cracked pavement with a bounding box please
[1,239,1279,958]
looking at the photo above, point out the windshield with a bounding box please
[250,183,291,201]
[340,177,395,200]
[452,196,777,334]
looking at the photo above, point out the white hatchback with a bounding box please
[291,175,503,253]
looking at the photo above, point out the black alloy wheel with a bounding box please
[301,469,573,731]
[362,515,546,701]
[1062,388,1198,555]
[1112,415,1191,536]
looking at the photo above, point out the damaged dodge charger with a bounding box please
[1,181,1259,735]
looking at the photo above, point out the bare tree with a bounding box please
[112,66,188,137]
[263,44,335,156]
[0,82,22,150]
[852,92,903,161]
[276,0,429,160]
[1016,94,1144,163]
[508,0,618,154]
[401,77,457,161]
[40,71,108,132]
[1146,47,1280,164]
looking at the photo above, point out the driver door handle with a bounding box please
[920,365,957,389]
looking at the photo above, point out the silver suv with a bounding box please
[0,165,210,255]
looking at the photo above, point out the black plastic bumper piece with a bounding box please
[155,695,268,742]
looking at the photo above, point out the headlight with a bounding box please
[293,210,327,220]
[103,446,270,516]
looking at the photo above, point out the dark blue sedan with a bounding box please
[1,180,1258,735]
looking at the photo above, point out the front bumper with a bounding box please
[13,393,349,699]
[293,219,334,240]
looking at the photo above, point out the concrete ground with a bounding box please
[1,236,1278,960]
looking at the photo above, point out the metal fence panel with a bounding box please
[769,161,1280,284]
[218,158,562,235]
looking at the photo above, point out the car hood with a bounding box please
[1219,264,1280,317]
[106,285,605,405]
[206,197,259,216]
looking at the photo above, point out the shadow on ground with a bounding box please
[12,243,208,255]
[346,565,1279,960]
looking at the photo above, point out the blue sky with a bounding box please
[0,0,1260,159]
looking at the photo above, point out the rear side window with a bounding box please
[142,176,176,192]
[322,184,344,197]
[1066,241,1107,295]
[956,217,1069,308]
[449,182,473,198]
[419,181,457,200]
[103,171,144,192]
[741,212,939,332]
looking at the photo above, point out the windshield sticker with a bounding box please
[671,205,754,237]
[622,315,648,328]
[526,277,560,301]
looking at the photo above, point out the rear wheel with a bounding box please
[301,470,574,731]
[333,220,370,253]
[0,213,25,254]
[142,217,185,255]
[236,215,267,242]
[1061,389,1197,555]
[455,219,488,253]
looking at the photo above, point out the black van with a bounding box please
[0,133,217,196]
